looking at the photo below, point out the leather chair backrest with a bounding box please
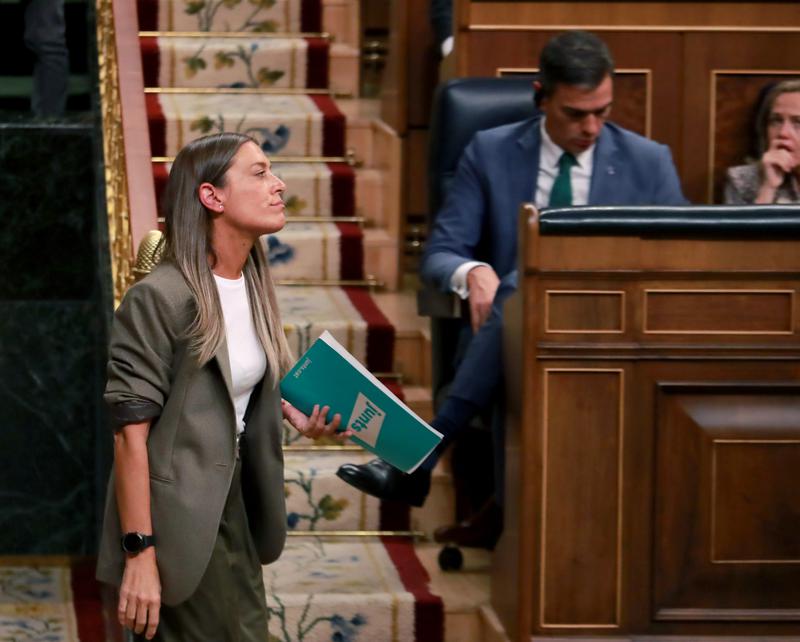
[428,76,538,218]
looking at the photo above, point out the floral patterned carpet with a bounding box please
[0,542,442,642]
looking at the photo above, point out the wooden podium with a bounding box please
[494,205,800,641]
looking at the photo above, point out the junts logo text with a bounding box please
[346,392,385,447]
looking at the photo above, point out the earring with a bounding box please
[219,205,223,211]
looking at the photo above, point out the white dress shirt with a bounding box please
[449,118,596,298]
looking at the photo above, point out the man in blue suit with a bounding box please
[338,30,687,540]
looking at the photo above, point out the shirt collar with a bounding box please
[539,117,595,168]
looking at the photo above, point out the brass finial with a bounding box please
[132,230,165,280]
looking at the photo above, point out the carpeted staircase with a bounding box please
[134,0,450,639]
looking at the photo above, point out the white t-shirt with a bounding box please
[213,273,267,435]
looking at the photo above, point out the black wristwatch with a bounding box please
[120,532,155,554]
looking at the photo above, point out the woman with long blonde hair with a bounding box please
[96,132,350,640]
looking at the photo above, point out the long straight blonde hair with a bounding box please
[160,132,293,384]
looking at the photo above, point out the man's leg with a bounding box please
[336,271,518,505]
[24,0,68,117]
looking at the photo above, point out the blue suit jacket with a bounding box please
[421,115,688,290]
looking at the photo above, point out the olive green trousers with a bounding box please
[136,461,269,642]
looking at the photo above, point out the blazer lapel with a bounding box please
[588,127,620,204]
[213,338,236,409]
[515,118,541,205]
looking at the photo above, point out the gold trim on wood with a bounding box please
[145,87,331,95]
[707,69,800,203]
[540,368,625,629]
[656,607,800,622]
[643,288,795,335]
[711,439,800,565]
[282,445,362,451]
[544,290,626,334]
[156,216,366,225]
[153,156,352,164]
[139,30,331,39]
[97,0,134,306]
[277,279,383,288]
[469,25,800,34]
[286,530,424,538]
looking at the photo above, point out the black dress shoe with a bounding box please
[336,458,431,507]
[433,497,502,549]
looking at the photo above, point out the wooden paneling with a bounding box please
[453,2,800,203]
[644,290,794,335]
[545,291,624,333]
[541,369,623,627]
[467,3,800,28]
[405,129,429,215]
[497,208,800,639]
[654,386,800,619]
[713,441,800,562]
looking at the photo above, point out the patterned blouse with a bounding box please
[724,162,800,204]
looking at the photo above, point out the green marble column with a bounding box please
[0,123,112,554]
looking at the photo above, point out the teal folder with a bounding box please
[280,331,443,473]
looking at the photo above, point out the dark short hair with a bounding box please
[755,79,800,155]
[536,30,614,106]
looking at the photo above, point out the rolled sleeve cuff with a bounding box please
[108,399,161,431]
[449,260,490,299]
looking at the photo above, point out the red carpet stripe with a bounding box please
[336,222,364,280]
[139,36,159,87]
[300,0,322,33]
[136,0,157,31]
[145,94,167,158]
[153,163,169,211]
[382,538,445,642]
[305,37,329,89]
[342,287,394,373]
[328,162,355,217]
[309,95,346,157]
[71,558,107,642]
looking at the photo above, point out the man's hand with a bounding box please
[282,400,353,442]
[467,265,500,334]
[118,548,161,640]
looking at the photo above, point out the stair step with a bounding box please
[136,0,321,35]
[277,285,394,373]
[415,544,493,642]
[145,92,345,157]
[330,43,359,97]
[372,290,431,386]
[140,34,330,90]
[322,0,358,48]
[363,228,399,290]
[264,536,441,641]
[266,221,364,282]
[284,450,381,532]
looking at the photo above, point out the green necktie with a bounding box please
[548,152,578,207]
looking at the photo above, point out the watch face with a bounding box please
[121,532,145,553]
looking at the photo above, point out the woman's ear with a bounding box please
[198,182,224,212]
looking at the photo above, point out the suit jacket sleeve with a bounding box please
[104,280,180,423]
[420,137,490,292]
[652,144,690,205]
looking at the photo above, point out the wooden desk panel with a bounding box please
[496,208,800,640]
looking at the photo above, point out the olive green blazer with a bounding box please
[96,262,287,606]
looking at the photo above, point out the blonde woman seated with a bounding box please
[725,79,800,204]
